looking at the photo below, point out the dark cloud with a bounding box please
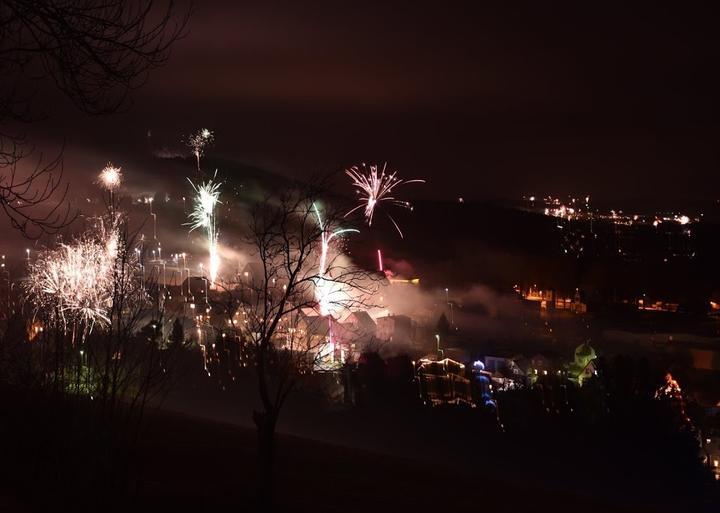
[13,0,720,219]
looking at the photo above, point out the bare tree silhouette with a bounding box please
[0,1,190,237]
[16,186,182,508]
[211,182,380,510]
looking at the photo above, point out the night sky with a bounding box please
[24,1,720,207]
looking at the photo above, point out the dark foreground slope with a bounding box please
[132,411,630,513]
[4,394,716,513]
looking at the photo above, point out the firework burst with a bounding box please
[98,163,122,192]
[186,175,222,286]
[313,203,358,316]
[186,128,214,171]
[26,224,120,337]
[345,162,425,238]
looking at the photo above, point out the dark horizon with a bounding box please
[15,0,720,213]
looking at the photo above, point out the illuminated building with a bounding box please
[636,298,680,313]
[415,358,473,406]
[554,289,587,313]
[566,342,597,385]
[517,353,561,384]
[483,355,525,390]
[518,285,587,313]
[376,314,413,346]
[341,311,377,343]
[294,310,351,369]
[521,285,553,303]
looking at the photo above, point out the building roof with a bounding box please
[376,313,411,324]
[300,314,333,338]
[574,342,597,361]
[347,311,377,331]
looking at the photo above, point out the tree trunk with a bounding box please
[253,409,277,511]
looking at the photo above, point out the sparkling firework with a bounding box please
[187,176,222,286]
[98,163,122,192]
[313,203,358,316]
[26,226,120,335]
[186,128,214,171]
[345,162,425,238]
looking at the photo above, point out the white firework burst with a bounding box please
[186,176,222,286]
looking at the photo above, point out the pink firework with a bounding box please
[345,162,425,238]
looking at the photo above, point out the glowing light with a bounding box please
[186,128,214,171]
[25,223,129,336]
[98,164,122,192]
[313,203,358,316]
[345,162,425,238]
[187,175,222,286]
[388,277,420,285]
[377,249,384,272]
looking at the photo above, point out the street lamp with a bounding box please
[199,263,208,303]
[444,287,454,327]
[181,252,188,297]
[134,248,144,289]
[2,255,9,315]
